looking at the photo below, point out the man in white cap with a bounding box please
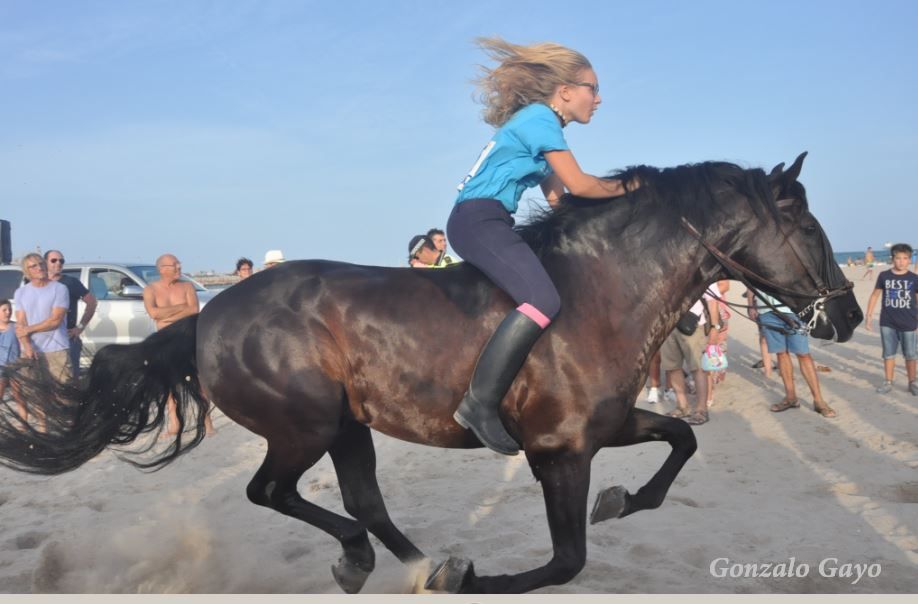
[264,249,285,269]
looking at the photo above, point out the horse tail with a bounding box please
[0,315,209,475]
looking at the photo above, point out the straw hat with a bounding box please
[264,249,286,265]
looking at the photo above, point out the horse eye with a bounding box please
[803,224,818,235]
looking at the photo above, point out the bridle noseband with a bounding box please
[680,211,853,335]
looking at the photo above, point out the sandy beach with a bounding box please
[0,265,915,594]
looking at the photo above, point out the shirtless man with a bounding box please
[143,254,198,330]
[143,254,214,436]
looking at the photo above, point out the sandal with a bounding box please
[685,410,709,425]
[813,401,837,418]
[667,408,689,419]
[770,398,800,413]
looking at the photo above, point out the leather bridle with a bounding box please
[680,206,854,334]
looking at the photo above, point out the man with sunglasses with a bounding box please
[45,250,97,380]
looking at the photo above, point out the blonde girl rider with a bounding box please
[449,38,635,454]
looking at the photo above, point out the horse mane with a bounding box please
[516,161,784,256]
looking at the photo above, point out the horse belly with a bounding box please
[343,361,476,449]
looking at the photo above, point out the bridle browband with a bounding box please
[680,204,854,334]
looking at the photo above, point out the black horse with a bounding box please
[0,153,862,593]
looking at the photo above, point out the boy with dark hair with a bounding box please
[866,243,918,395]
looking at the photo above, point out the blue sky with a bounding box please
[2,0,916,272]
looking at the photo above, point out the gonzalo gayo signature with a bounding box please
[709,557,881,585]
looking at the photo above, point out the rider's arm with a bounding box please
[544,150,636,199]
[539,173,565,208]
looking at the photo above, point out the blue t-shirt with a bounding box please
[875,269,918,331]
[13,281,70,353]
[456,103,569,213]
[0,324,19,367]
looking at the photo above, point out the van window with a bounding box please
[90,269,143,300]
[0,270,24,300]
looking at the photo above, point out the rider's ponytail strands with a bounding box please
[518,303,551,329]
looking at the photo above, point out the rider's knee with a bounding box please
[538,289,561,322]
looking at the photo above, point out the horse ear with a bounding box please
[783,151,808,184]
[770,152,808,198]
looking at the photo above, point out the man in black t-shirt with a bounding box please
[45,250,97,380]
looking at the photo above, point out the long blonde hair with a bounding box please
[473,37,592,127]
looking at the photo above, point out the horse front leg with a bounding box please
[427,450,592,594]
[591,407,697,523]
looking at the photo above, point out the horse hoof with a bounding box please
[590,485,629,524]
[331,556,372,594]
[424,556,474,593]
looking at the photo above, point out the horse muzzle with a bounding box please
[814,291,863,343]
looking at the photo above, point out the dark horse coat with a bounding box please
[0,153,862,593]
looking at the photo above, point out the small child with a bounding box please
[0,299,22,409]
[865,243,918,395]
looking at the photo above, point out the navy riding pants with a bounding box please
[447,198,561,323]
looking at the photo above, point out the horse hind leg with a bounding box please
[592,407,697,523]
[329,421,428,587]
[246,442,375,594]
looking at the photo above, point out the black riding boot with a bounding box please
[453,309,546,455]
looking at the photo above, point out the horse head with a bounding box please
[735,152,862,342]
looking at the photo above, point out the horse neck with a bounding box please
[546,200,749,350]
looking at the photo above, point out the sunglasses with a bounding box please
[49,258,64,264]
[572,82,599,96]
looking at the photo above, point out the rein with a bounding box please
[680,213,853,335]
